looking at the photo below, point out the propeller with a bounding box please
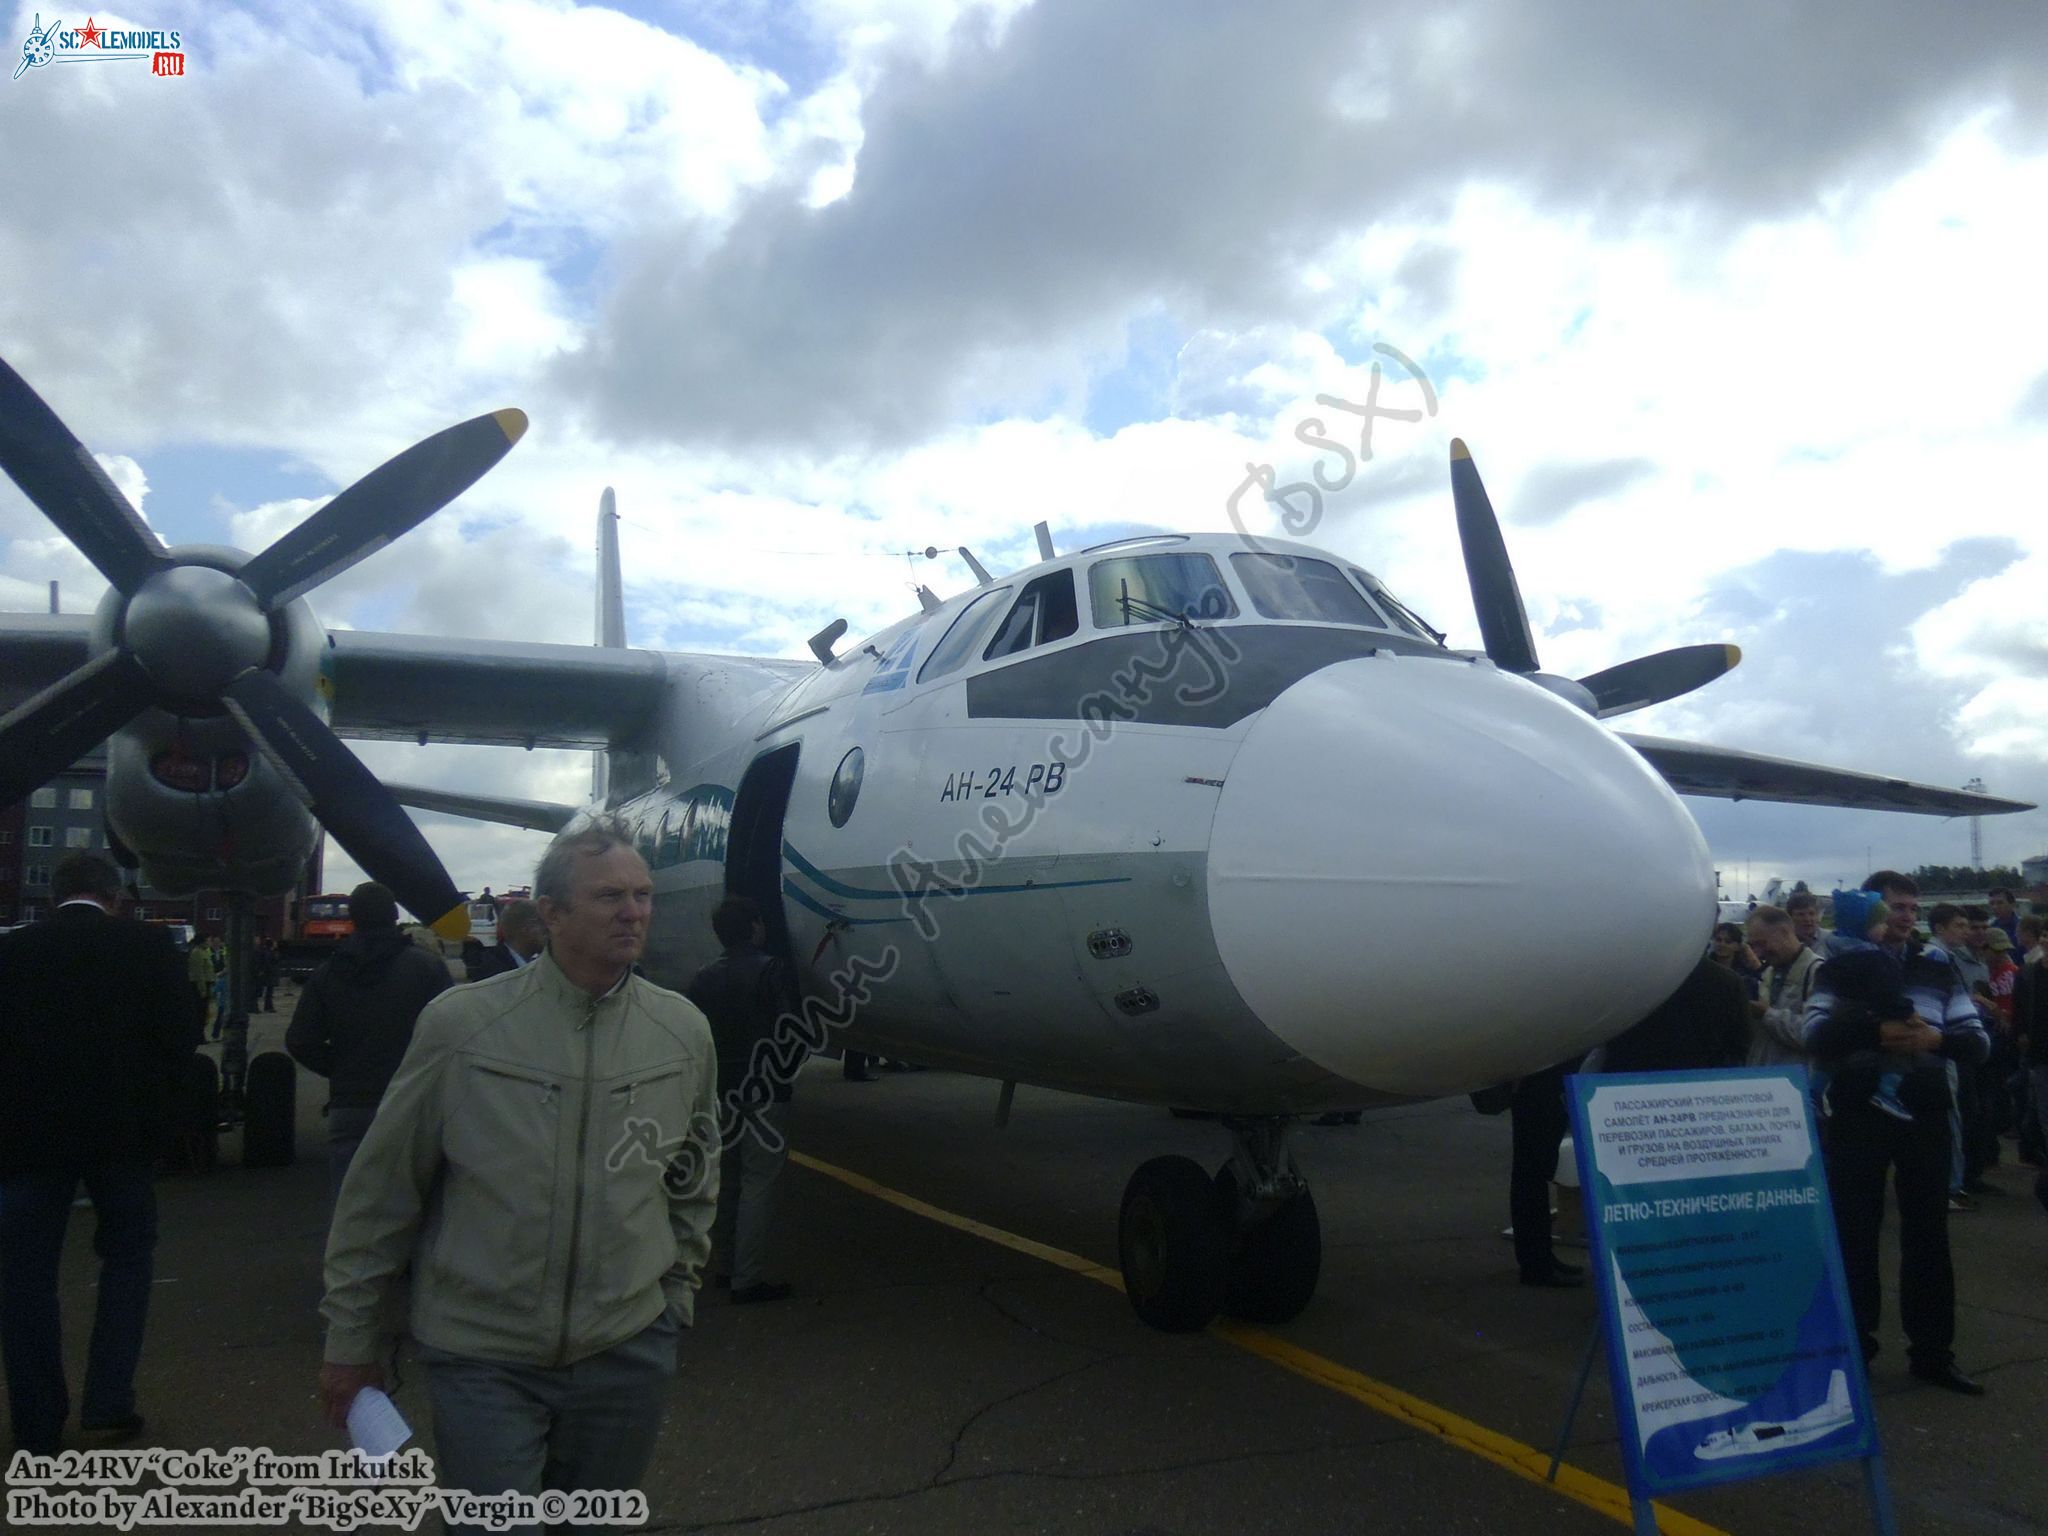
[1447,438,1739,717]
[0,359,166,593]
[1449,439,1539,674]
[0,354,526,936]
[0,650,156,803]
[1577,644,1742,720]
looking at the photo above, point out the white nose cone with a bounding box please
[1206,655,1712,1097]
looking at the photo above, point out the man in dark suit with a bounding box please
[686,895,801,1303]
[286,883,454,1202]
[461,898,544,981]
[0,852,203,1454]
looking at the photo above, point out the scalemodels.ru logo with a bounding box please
[13,14,186,80]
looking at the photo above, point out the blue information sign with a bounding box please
[1566,1067,1877,1499]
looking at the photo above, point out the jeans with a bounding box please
[712,1102,789,1289]
[417,1315,677,1534]
[0,1164,158,1453]
[327,1104,379,1209]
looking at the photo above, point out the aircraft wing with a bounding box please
[0,612,91,692]
[0,616,669,750]
[323,632,667,749]
[1620,733,2034,816]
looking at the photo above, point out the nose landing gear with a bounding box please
[1117,1117,1322,1332]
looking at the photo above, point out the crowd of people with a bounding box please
[1499,872,2046,1400]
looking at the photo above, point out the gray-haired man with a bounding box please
[317,818,719,1526]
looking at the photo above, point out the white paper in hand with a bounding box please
[346,1387,413,1462]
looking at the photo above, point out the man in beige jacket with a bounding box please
[316,817,719,1520]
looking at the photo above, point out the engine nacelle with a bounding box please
[90,544,329,897]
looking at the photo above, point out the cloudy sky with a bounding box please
[3,0,2046,903]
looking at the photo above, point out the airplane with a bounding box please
[0,354,2029,1332]
[1692,1370,1854,1460]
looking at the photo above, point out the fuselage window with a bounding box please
[1089,553,1238,628]
[829,747,865,827]
[983,570,1080,660]
[917,587,1012,684]
[1230,552,1387,626]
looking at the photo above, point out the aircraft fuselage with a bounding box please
[610,535,1717,1114]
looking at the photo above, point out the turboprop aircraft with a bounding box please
[1693,1371,1854,1461]
[0,354,2029,1332]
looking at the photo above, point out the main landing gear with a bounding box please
[1117,1118,1321,1332]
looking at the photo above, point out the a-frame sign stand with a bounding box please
[1545,1067,1897,1536]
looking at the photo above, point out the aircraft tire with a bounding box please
[1215,1168,1321,1324]
[242,1051,297,1168]
[164,1054,220,1174]
[1118,1155,1230,1332]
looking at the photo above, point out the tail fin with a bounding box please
[592,488,626,804]
[1826,1370,1849,1417]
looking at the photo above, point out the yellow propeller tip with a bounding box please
[1725,644,1743,666]
[430,904,472,942]
[492,408,529,444]
[1449,437,1470,461]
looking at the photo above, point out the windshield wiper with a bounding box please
[1378,591,1445,646]
[1119,580,1199,630]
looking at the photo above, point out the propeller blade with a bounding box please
[237,407,528,612]
[0,356,166,594]
[222,668,470,940]
[1449,438,1540,673]
[0,649,154,807]
[1579,644,1743,719]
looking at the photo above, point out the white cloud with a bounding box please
[94,454,149,520]
[5,0,2048,896]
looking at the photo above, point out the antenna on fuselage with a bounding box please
[1033,522,1054,561]
[808,618,848,664]
[957,547,994,586]
[915,586,941,613]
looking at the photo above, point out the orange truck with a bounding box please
[277,892,354,979]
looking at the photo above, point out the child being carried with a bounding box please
[1819,892,1943,1120]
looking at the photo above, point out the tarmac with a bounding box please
[12,983,2047,1535]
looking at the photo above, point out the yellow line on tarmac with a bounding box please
[790,1150,1730,1536]
[790,1151,1127,1290]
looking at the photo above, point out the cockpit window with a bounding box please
[1089,553,1238,628]
[917,587,1011,684]
[1347,566,1436,641]
[983,570,1080,660]
[1230,552,1388,627]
